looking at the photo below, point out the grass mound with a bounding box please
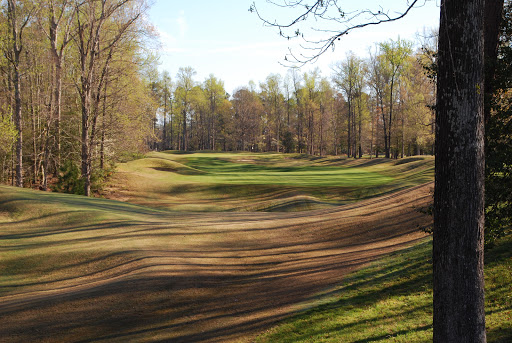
[105,152,434,212]
[0,181,434,342]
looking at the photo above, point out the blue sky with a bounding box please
[148,0,440,94]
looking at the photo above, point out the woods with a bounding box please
[149,42,435,158]
[0,0,156,194]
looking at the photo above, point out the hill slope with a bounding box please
[104,152,434,212]
[0,182,432,342]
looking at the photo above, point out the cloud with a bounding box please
[176,10,188,38]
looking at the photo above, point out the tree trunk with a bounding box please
[380,99,388,159]
[13,54,23,188]
[81,87,91,197]
[8,0,24,188]
[433,1,486,342]
[54,60,63,170]
[182,110,187,151]
[347,100,352,157]
[386,79,395,159]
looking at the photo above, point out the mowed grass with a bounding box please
[0,180,434,342]
[0,186,168,298]
[106,152,434,211]
[1,154,509,342]
[254,235,512,343]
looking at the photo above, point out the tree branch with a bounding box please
[251,0,426,66]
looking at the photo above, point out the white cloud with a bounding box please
[176,10,188,38]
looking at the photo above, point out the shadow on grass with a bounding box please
[0,182,438,342]
[256,234,512,343]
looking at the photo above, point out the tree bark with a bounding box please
[433,0,486,342]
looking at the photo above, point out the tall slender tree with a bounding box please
[73,0,147,196]
[379,38,412,158]
[175,66,196,151]
[5,0,35,187]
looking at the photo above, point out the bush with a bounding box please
[53,160,85,195]
[52,160,116,196]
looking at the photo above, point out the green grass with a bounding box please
[255,235,512,343]
[1,154,509,342]
[0,185,167,297]
[108,152,434,211]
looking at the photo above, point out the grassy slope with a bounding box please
[105,152,434,212]
[255,235,512,343]
[0,186,167,298]
[5,153,508,342]
[0,168,435,342]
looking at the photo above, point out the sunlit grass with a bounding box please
[255,235,512,343]
[108,152,434,211]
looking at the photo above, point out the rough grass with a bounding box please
[254,235,512,343]
[105,152,434,211]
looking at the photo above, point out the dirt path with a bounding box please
[0,183,433,342]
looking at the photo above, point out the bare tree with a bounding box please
[38,0,74,189]
[250,0,423,66]
[73,0,146,196]
[5,0,36,187]
[332,52,364,157]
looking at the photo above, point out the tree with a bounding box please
[379,38,412,158]
[39,0,74,180]
[485,0,511,247]
[232,86,262,151]
[260,73,283,152]
[5,0,36,187]
[367,48,387,158]
[159,71,172,151]
[203,74,226,150]
[318,77,334,156]
[73,0,147,196]
[332,52,365,157]
[175,66,196,151]
[433,0,503,341]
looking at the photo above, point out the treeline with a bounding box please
[0,0,157,195]
[150,37,435,159]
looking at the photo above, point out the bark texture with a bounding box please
[434,0,486,342]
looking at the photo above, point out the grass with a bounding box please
[0,152,509,342]
[254,235,512,343]
[105,152,434,211]
[0,180,434,342]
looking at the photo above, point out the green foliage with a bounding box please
[53,160,84,195]
[485,1,512,248]
[282,130,295,153]
[91,163,116,193]
[53,160,115,196]
[0,115,17,155]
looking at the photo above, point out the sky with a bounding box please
[148,0,440,94]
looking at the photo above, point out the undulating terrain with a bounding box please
[1,153,438,342]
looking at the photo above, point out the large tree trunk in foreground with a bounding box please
[433,0,486,342]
